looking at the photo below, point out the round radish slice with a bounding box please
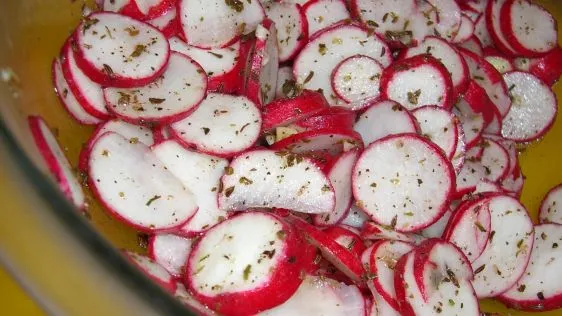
[28,116,86,209]
[275,66,296,99]
[539,184,562,225]
[453,98,485,149]
[424,0,462,42]
[271,128,363,155]
[501,71,558,142]
[412,105,459,160]
[185,212,305,315]
[354,100,418,146]
[497,223,562,311]
[148,234,193,277]
[262,90,329,131]
[303,0,350,36]
[259,275,365,316]
[74,12,170,88]
[218,149,335,214]
[87,132,197,232]
[361,221,425,245]
[174,283,218,316]
[178,0,265,48]
[146,7,178,38]
[294,23,391,104]
[171,93,262,158]
[485,0,518,55]
[501,164,525,197]
[452,14,475,44]
[125,251,176,293]
[401,36,470,96]
[500,0,557,57]
[479,138,511,182]
[264,2,308,62]
[353,134,455,232]
[295,106,356,131]
[380,55,454,111]
[314,150,359,226]
[61,40,111,120]
[471,194,534,298]
[331,55,383,108]
[152,140,229,236]
[484,55,515,74]
[104,52,207,124]
[52,59,102,125]
[474,15,492,48]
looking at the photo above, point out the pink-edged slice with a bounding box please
[360,221,425,245]
[473,14,492,48]
[103,0,175,20]
[146,6,179,38]
[218,149,335,214]
[148,234,193,277]
[412,105,459,160]
[484,54,515,74]
[74,12,170,88]
[452,14,475,44]
[453,98,485,149]
[262,90,329,131]
[125,251,176,293]
[303,0,350,37]
[295,106,356,131]
[539,184,562,225]
[264,2,308,62]
[246,19,279,107]
[270,128,363,155]
[458,35,485,56]
[353,133,455,232]
[331,55,384,109]
[485,0,518,55]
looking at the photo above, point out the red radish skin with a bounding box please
[361,221,425,245]
[324,225,367,259]
[539,183,562,225]
[485,0,518,55]
[146,6,179,38]
[527,46,562,86]
[103,0,175,20]
[270,128,363,155]
[295,106,356,131]
[452,14,475,44]
[262,90,329,131]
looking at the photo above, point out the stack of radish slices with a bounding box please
[26,0,562,314]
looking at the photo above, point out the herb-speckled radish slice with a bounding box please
[61,40,111,120]
[275,66,296,99]
[270,128,363,155]
[152,140,229,236]
[451,123,467,174]
[294,23,391,104]
[313,150,359,227]
[452,14,475,44]
[148,234,193,277]
[353,133,455,232]
[186,212,305,316]
[497,223,562,311]
[325,225,366,258]
[331,55,383,108]
[500,0,557,57]
[539,184,562,224]
[458,35,484,56]
[262,90,329,131]
[74,12,170,88]
[178,0,264,48]
[171,93,262,158]
[424,0,462,42]
[471,194,534,298]
[501,71,558,142]
[303,0,350,37]
[87,132,197,232]
[412,105,459,160]
[484,54,515,74]
[265,2,308,62]
[380,55,454,111]
[218,149,335,214]
[28,116,86,209]
[52,59,102,125]
[479,137,511,182]
[105,52,207,124]
[247,19,280,107]
[353,100,418,146]
[146,7,178,38]
[125,251,177,293]
[474,15,492,48]
[104,0,175,20]
[361,221,425,245]
[259,275,366,316]
[453,98,485,150]
[485,0,518,55]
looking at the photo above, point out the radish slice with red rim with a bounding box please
[171,93,262,158]
[262,90,329,131]
[484,54,515,74]
[303,0,350,37]
[275,66,296,99]
[125,251,177,293]
[354,100,418,147]
[264,2,308,62]
[104,51,207,125]
[218,149,336,214]
[361,221,425,245]
[458,35,484,56]
[74,12,170,88]
[539,184,562,225]
[419,208,453,238]
[146,6,179,38]
[270,128,363,155]
[485,0,518,55]
[424,0,462,42]
[412,105,459,160]
[295,106,356,131]
[473,15,493,48]
[103,0,175,20]
[87,132,198,232]
[148,234,193,277]
[353,133,456,232]
[325,225,366,258]
[453,98,485,150]
[28,116,86,209]
[451,122,467,174]
[452,14,475,44]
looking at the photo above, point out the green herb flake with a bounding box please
[146,195,161,206]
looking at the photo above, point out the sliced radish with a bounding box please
[485,134,518,176]
[452,14,475,44]
[401,36,470,96]
[294,23,391,104]
[146,6,179,38]
[264,2,308,62]
[61,40,111,120]
[342,205,370,229]
[185,212,306,315]
[424,0,462,42]
[87,132,197,232]
[174,283,217,316]
[453,98,485,149]
[246,19,280,107]
[262,90,329,131]
[151,140,229,236]
[470,194,534,298]
[527,46,562,86]
[28,116,86,209]
[474,179,505,194]
[314,150,359,226]
[275,66,296,99]
[104,52,207,124]
[462,79,496,125]
[354,100,418,146]
[484,54,515,74]
[218,149,335,214]
[484,106,503,135]
[171,93,262,158]
[419,208,453,238]
[325,225,366,258]
[270,128,363,155]
[458,35,484,56]
[474,14,493,48]
[331,55,384,109]
[259,275,366,316]
[178,0,264,48]
[500,0,557,57]
[353,133,455,232]
[303,0,350,36]
[295,106,356,131]
[412,105,459,160]
[380,55,454,111]
[125,251,176,292]
[52,59,102,125]
[497,223,562,311]
[148,234,193,277]
[74,12,170,88]
[152,125,172,144]
[539,184,562,225]
[361,221,425,245]
[103,0,174,20]
[485,0,518,55]
[501,71,558,142]
[501,164,525,197]
[451,122,467,174]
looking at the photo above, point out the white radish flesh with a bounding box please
[331,55,383,108]
[149,234,193,277]
[539,184,562,225]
